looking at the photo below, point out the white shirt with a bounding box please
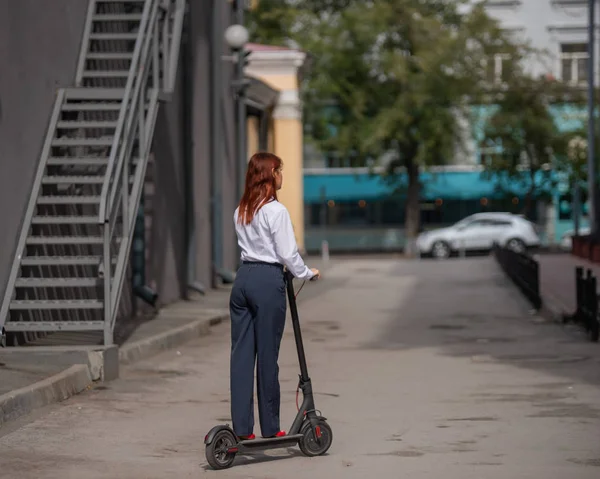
[234,200,314,280]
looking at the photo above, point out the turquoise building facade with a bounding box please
[302,104,589,252]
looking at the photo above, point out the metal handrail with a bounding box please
[98,0,154,224]
[1,0,185,343]
[104,3,160,223]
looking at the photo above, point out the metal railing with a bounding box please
[493,243,542,310]
[0,0,185,346]
[564,266,600,342]
[89,0,185,344]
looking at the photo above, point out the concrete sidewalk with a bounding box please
[1,257,600,478]
[0,288,231,428]
[0,255,334,429]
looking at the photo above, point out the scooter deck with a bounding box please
[238,434,303,450]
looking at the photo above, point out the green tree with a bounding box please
[479,75,585,216]
[249,0,526,254]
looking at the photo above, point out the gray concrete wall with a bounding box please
[0,0,87,301]
[147,61,188,303]
[144,0,238,306]
[0,0,239,314]
[189,0,213,291]
[219,2,238,273]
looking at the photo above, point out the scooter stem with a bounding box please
[285,271,310,382]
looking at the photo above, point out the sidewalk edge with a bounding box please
[0,312,229,429]
[118,313,229,366]
[538,294,568,324]
[0,364,92,428]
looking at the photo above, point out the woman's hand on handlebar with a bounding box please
[310,268,321,281]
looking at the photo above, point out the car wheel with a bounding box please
[431,240,451,259]
[506,238,526,254]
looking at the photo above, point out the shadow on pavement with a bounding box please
[369,258,600,392]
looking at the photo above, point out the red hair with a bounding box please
[237,152,283,225]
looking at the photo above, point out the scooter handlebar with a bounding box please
[284,270,320,282]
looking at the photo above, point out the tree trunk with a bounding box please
[404,158,421,257]
[521,190,534,218]
[520,169,536,218]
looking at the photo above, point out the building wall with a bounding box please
[0,0,88,303]
[0,0,238,313]
[245,49,307,250]
[484,0,599,80]
[145,0,238,306]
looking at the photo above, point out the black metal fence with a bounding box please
[564,267,600,342]
[493,244,542,310]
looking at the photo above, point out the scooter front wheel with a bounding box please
[299,419,333,457]
[205,429,237,470]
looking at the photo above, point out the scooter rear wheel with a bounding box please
[299,419,333,457]
[205,429,237,470]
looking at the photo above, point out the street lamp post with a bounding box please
[225,3,250,268]
[225,9,250,203]
[588,0,597,236]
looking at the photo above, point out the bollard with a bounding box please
[589,273,599,342]
[575,266,584,318]
[321,240,330,266]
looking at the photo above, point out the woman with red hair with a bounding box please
[230,152,320,441]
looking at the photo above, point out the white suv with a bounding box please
[416,212,541,259]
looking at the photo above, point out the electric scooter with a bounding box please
[204,270,333,470]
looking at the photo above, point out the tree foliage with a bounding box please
[479,74,585,215]
[248,0,533,251]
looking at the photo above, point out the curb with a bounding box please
[119,314,228,365]
[539,299,565,324]
[0,313,228,429]
[0,364,92,428]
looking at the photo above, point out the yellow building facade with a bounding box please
[245,44,308,251]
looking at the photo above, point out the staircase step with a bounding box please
[46,157,140,166]
[86,53,134,60]
[52,138,114,147]
[42,176,104,184]
[26,236,105,245]
[10,300,103,310]
[47,157,108,166]
[61,103,122,112]
[82,70,130,78]
[15,278,101,287]
[93,13,143,21]
[31,216,99,225]
[57,121,118,129]
[21,256,104,266]
[37,196,101,205]
[90,33,138,40]
[63,87,125,100]
[3,321,105,332]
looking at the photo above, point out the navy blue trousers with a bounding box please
[229,262,287,438]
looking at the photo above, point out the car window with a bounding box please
[489,219,513,227]
[462,219,487,228]
[453,217,475,229]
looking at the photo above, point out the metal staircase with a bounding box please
[0,0,185,346]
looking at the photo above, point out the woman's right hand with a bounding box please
[310,268,321,280]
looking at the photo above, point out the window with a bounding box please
[561,43,588,85]
[479,148,504,165]
[485,53,512,84]
[488,219,513,227]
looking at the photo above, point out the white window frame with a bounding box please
[485,53,511,85]
[560,44,588,85]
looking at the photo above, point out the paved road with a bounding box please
[1,257,600,478]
